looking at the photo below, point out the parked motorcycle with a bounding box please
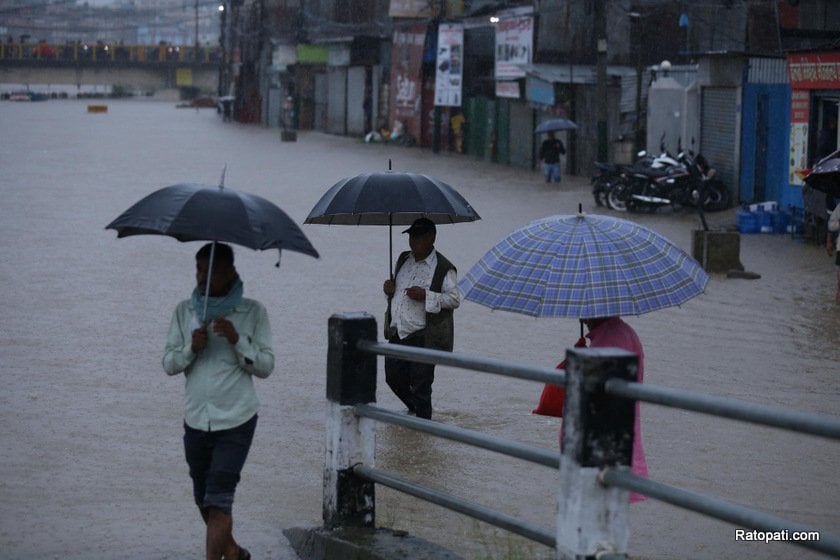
[591,161,625,207]
[604,140,730,213]
[593,134,681,207]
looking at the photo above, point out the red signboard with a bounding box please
[389,23,427,143]
[790,89,810,124]
[787,52,840,90]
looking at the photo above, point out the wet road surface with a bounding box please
[1,99,838,559]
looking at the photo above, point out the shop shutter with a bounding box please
[346,67,366,136]
[700,87,738,196]
[508,100,534,169]
[327,67,347,135]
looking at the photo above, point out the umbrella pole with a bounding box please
[202,241,217,324]
[389,214,394,280]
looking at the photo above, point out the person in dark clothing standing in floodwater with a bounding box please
[539,131,566,184]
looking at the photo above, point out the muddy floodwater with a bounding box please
[1,99,838,560]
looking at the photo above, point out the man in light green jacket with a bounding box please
[163,242,274,560]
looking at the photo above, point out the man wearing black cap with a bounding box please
[383,217,460,419]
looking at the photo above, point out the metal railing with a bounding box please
[323,312,840,559]
[0,42,220,66]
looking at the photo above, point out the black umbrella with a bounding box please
[304,168,480,277]
[106,179,319,320]
[534,118,577,134]
[804,150,840,197]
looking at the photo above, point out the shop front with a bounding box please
[787,51,840,227]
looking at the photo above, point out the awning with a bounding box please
[518,63,636,85]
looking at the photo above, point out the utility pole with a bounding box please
[629,11,643,156]
[194,0,200,61]
[218,2,227,96]
[594,0,608,162]
[432,0,446,154]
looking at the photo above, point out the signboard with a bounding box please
[495,81,520,99]
[790,89,809,185]
[389,23,427,140]
[272,44,296,71]
[526,75,554,106]
[175,68,193,87]
[328,44,351,67]
[434,23,464,107]
[494,15,533,80]
[296,44,328,64]
[788,52,840,90]
[389,0,435,18]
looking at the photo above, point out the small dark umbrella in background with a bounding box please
[804,149,840,199]
[534,118,577,135]
[305,161,480,278]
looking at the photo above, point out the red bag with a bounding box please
[531,337,586,418]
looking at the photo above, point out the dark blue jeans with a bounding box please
[385,330,435,419]
[183,414,257,514]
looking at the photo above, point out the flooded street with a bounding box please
[1,99,838,560]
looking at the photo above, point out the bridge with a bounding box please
[0,42,222,95]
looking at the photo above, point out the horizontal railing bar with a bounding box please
[605,379,840,441]
[601,469,840,558]
[356,340,565,385]
[353,464,556,548]
[360,339,840,441]
[354,404,560,469]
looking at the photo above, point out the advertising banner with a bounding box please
[390,23,427,140]
[789,90,809,185]
[434,23,464,107]
[494,15,533,80]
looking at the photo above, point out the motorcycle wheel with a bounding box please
[591,178,609,207]
[701,180,731,212]
[606,182,630,212]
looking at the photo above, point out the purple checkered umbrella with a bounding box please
[459,213,708,318]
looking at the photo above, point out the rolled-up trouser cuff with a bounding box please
[202,491,235,514]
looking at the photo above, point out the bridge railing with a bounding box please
[324,312,840,559]
[0,42,220,65]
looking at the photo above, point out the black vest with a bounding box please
[385,250,456,351]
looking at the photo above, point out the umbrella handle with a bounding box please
[389,214,393,280]
[202,241,216,324]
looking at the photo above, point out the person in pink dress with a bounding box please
[581,316,648,503]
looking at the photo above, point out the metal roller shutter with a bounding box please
[701,87,737,196]
[327,67,347,135]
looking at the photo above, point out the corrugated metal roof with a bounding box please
[747,56,788,84]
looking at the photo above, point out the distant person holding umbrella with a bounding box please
[539,131,566,184]
[163,242,274,560]
[383,218,461,419]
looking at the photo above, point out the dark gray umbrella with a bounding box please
[304,170,480,276]
[106,181,319,320]
[534,118,577,134]
[804,149,840,197]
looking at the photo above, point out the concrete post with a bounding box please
[691,230,744,273]
[323,312,378,529]
[557,347,637,559]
